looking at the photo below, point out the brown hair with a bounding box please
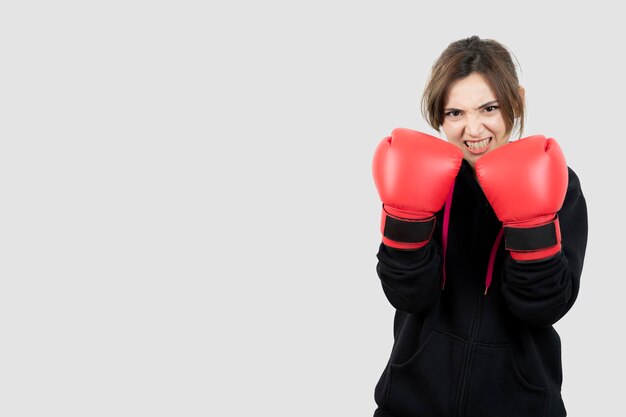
[421,35,525,139]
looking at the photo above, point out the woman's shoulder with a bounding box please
[566,166,582,192]
[561,166,586,212]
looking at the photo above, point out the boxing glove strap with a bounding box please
[383,213,436,244]
[504,216,560,251]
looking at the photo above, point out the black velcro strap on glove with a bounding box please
[383,214,435,244]
[504,217,558,251]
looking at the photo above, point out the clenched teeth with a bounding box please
[465,137,491,149]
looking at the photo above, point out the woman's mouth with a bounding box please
[464,137,491,155]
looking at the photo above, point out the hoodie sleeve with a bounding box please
[375,239,442,314]
[501,167,588,328]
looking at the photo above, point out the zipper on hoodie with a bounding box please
[452,199,490,417]
[452,274,484,416]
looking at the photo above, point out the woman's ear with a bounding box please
[518,85,526,102]
[516,85,526,117]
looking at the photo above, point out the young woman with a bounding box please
[371,36,588,417]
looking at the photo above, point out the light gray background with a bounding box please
[0,1,622,416]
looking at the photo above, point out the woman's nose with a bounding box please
[465,114,485,137]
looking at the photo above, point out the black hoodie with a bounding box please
[373,159,588,417]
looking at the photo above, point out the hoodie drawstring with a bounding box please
[441,181,455,290]
[484,228,504,295]
[441,180,504,295]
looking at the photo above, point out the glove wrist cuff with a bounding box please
[380,205,435,249]
[504,216,562,261]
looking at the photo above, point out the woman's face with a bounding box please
[441,72,510,170]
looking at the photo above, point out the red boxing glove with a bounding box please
[372,128,463,250]
[475,136,569,262]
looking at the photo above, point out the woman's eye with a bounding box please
[485,105,499,112]
[445,110,461,117]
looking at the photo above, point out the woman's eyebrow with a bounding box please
[444,100,498,111]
